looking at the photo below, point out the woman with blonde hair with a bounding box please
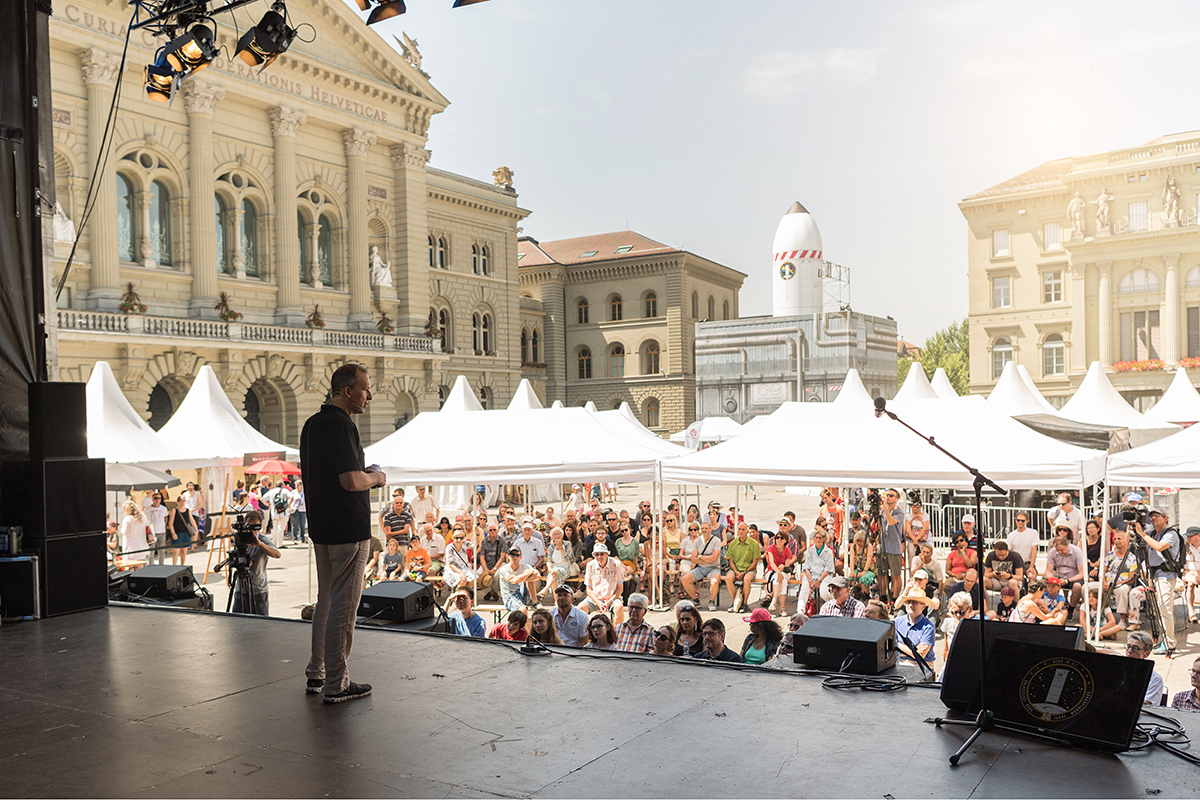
[118,500,147,560]
[529,608,563,646]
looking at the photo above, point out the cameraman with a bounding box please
[231,509,281,616]
[1134,508,1183,654]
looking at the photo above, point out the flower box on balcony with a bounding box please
[1111,359,1165,373]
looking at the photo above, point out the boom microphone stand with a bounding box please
[872,397,1003,766]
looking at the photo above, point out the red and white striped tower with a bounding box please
[771,200,823,317]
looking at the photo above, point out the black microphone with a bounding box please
[874,397,887,419]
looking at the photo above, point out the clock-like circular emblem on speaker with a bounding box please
[1018,656,1094,723]
[779,261,796,280]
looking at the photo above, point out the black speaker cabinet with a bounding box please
[792,616,896,674]
[37,532,108,617]
[358,581,434,622]
[941,619,1084,713]
[126,565,196,598]
[0,458,106,539]
[0,555,40,620]
[29,382,87,459]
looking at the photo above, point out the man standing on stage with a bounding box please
[301,363,387,704]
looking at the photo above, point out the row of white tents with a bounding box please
[84,356,1200,495]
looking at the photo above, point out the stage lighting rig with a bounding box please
[354,0,490,26]
[235,2,298,69]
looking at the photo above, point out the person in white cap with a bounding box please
[579,543,626,624]
[1047,492,1082,541]
[563,484,585,515]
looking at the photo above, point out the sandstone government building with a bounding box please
[49,0,743,446]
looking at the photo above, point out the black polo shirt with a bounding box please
[300,404,370,544]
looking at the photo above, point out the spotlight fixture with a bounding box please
[143,58,177,103]
[451,0,489,5]
[163,23,216,75]
[236,2,297,69]
[366,0,406,25]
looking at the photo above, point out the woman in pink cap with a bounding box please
[739,608,783,665]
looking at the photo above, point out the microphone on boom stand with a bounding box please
[874,397,889,419]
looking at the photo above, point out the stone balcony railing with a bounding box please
[57,310,437,354]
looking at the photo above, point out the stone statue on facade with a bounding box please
[1067,191,1086,235]
[424,309,441,339]
[493,166,514,188]
[1094,186,1114,231]
[53,201,75,243]
[397,33,422,71]
[369,245,392,288]
[1163,176,1181,226]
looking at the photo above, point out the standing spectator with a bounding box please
[878,489,905,602]
[1135,508,1184,654]
[723,522,761,614]
[1125,632,1165,705]
[230,509,281,616]
[693,618,743,663]
[983,540,1024,595]
[118,500,147,560]
[167,494,196,566]
[1044,534,1086,617]
[1182,527,1200,625]
[185,482,206,543]
[739,608,783,665]
[489,610,529,641]
[818,576,865,618]
[477,522,506,601]
[582,613,618,650]
[444,589,486,637]
[1169,656,1200,712]
[1047,492,1082,541]
[263,480,294,542]
[1006,512,1039,582]
[292,480,308,544]
[409,486,439,528]
[894,592,936,666]
[300,362,386,704]
[681,522,722,610]
[579,543,626,624]
[551,584,589,646]
[144,492,170,566]
[614,593,655,653]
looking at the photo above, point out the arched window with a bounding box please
[707,295,715,320]
[610,344,625,378]
[577,347,592,379]
[644,398,660,428]
[1186,266,1200,288]
[644,292,657,318]
[642,340,660,374]
[472,313,481,352]
[437,308,450,352]
[610,295,623,321]
[437,385,448,409]
[691,291,699,319]
[297,211,309,279]
[520,328,529,363]
[150,180,171,265]
[482,313,492,353]
[471,243,481,275]
[992,337,1012,379]
[437,236,447,269]
[116,173,135,262]
[577,298,589,324]
[317,214,334,285]
[722,300,729,320]
[241,199,259,277]
[1119,268,1161,293]
[531,329,540,363]
[472,312,494,353]
[243,387,261,431]
[428,234,436,267]
[479,387,491,409]
[215,195,228,273]
[481,245,490,276]
[1044,334,1065,376]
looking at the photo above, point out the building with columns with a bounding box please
[518,231,745,434]
[49,0,529,446]
[962,131,1200,409]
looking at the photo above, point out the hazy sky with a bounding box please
[349,1,1200,343]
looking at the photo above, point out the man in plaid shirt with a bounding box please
[818,576,865,618]
[615,593,655,653]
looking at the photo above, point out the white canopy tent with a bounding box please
[989,362,1129,451]
[593,402,682,456]
[423,375,494,511]
[550,400,565,409]
[506,378,543,411]
[1106,422,1200,487]
[86,361,202,468]
[893,363,939,402]
[1017,364,1060,414]
[987,361,1052,417]
[1058,362,1178,447]
[669,416,745,444]
[833,368,874,410]
[1145,367,1200,425]
[930,368,959,399]
[662,395,1106,489]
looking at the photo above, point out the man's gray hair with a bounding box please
[628,593,649,609]
[1127,631,1154,652]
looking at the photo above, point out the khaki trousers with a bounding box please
[306,540,370,694]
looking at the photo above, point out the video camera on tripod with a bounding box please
[214,514,261,575]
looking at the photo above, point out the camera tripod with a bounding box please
[1130,539,1171,653]
[216,545,260,615]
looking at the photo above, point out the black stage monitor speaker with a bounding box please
[39,533,108,616]
[0,458,106,539]
[941,619,1084,713]
[359,581,434,622]
[985,638,1152,753]
[792,616,896,674]
[0,555,40,620]
[29,382,88,459]
[127,565,196,598]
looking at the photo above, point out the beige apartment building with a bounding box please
[961,132,1200,408]
[48,0,529,446]
[518,232,745,433]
